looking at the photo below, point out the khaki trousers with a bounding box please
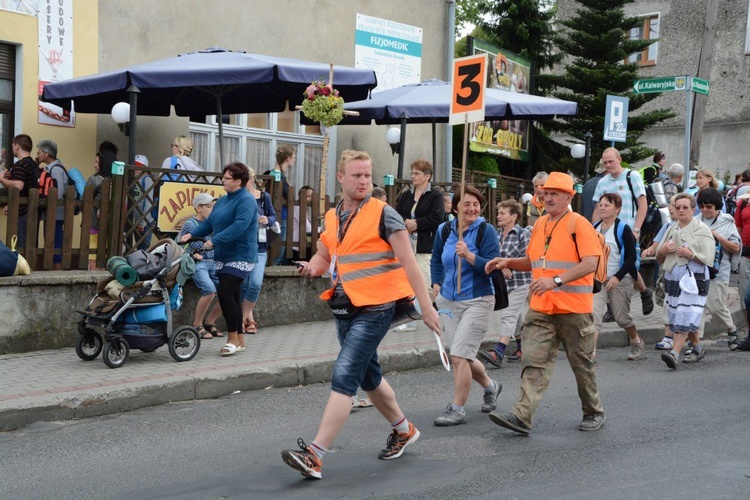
[512,309,604,428]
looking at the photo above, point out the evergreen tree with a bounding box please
[543,0,675,171]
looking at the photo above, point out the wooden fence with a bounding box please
[1,165,533,271]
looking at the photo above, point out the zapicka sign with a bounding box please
[156,182,225,233]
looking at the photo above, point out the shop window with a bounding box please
[0,43,16,164]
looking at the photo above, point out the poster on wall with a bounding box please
[354,13,422,92]
[38,0,75,127]
[468,38,531,162]
[0,0,37,15]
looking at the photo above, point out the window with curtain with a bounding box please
[0,43,16,163]
[303,145,323,190]
[246,138,271,174]
[189,131,209,170]
[627,14,660,66]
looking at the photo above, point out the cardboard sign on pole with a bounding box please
[450,54,487,125]
[451,54,487,292]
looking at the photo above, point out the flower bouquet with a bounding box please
[301,81,344,128]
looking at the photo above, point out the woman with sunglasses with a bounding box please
[181,162,258,356]
[655,193,715,369]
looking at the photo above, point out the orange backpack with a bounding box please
[568,213,608,293]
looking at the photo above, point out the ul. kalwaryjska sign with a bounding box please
[467,37,531,162]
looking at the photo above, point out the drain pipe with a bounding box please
[445,0,455,183]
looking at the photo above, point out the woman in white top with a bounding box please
[161,136,203,178]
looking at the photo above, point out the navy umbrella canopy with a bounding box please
[43,47,378,116]
[42,47,378,165]
[339,79,577,124]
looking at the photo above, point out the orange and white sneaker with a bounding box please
[378,422,420,460]
[281,439,322,479]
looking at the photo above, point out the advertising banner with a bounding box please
[156,182,225,233]
[38,0,75,127]
[468,38,531,162]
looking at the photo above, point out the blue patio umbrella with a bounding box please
[42,47,378,165]
[334,79,578,178]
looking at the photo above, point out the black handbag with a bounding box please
[491,272,509,311]
[326,287,364,319]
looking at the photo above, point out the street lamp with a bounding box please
[386,123,407,180]
[570,131,593,185]
[111,102,130,136]
[386,126,401,155]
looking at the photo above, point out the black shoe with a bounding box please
[506,350,522,362]
[641,289,654,316]
[661,351,678,370]
[477,349,503,368]
[737,337,750,351]
[488,411,530,435]
[602,310,615,323]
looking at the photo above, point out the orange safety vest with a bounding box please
[319,198,414,306]
[526,212,601,314]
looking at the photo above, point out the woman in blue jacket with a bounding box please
[181,162,258,356]
[430,185,501,426]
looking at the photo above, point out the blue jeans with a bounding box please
[274,218,287,265]
[331,306,395,397]
[192,260,218,296]
[241,252,267,302]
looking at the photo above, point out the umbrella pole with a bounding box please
[457,114,469,294]
[318,63,335,214]
[217,95,225,168]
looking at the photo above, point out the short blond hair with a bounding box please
[337,150,372,173]
[173,136,193,156]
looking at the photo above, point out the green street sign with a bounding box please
[633,76,687,94]
[692,77,710,95]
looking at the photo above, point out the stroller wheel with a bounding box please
[103,338,130,369]
[169,326,201,362]
[76,330,103,361]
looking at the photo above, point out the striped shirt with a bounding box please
[593,169,646,229]
[497,224,532,291]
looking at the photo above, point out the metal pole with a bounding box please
[432,120,437,170]
[445,0,455,184]
[397,114,407,179]
[127,85,139,165]
[683,76,693,190]
[217,95,224,168]
[583,130,592,185]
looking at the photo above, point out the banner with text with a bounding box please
[156,182,225,233]
[468,38,531,162]
[38,0,75,127]
[354,13,422,92]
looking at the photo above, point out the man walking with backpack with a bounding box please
[593,148,655,316]
[36,139,67,269]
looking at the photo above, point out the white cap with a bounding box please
[192,192,216,208]
[134,154,149,167]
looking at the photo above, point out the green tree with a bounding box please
[543,0,675,172]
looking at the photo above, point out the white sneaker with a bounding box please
[654,337,674,350]
[393,323,416,332]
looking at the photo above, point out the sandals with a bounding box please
[220,343,237,356]
[203,323,225,338]
[245,320,258,335]
[196,325,213,340]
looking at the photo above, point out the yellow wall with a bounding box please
[1,1,99,242]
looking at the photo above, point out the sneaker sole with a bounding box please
[281,450,322,479]
[379,428,420,460]
[434,416,467,426]
[477,350,503,368]
[488,412,530,435]
[578,414,606,432]
[661,353,678,370]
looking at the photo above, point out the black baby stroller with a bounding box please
[75,238,201,368]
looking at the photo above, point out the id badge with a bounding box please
[258,226,267,243]
[329,254,337,283]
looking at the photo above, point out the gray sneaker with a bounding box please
[682,347,706,363]
[488,411,531,435]
[578,413,606,432]
[434,405,467,426]
[481,380,503,413]
[661,351,678,370]
[627,339,645,361]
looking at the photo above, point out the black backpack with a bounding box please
[440,221,508,311]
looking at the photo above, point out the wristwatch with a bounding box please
[553,276,564,287]
[633,227,641,234]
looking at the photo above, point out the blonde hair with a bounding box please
[696,168,719,189]
[602,147,622,161]
[337,150,372,173]
[173,136,193,157]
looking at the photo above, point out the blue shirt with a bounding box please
[431,217,500,301]
[191,188,258,264]
[593,169,646,228]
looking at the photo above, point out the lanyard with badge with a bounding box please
[329,195,370,283]
[540,211,568,270]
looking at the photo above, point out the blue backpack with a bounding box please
[593,219,641,271]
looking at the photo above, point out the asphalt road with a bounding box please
[2,341,749,499]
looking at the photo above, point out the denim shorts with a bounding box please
[331,306,395,397]
[192,259,219,296]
